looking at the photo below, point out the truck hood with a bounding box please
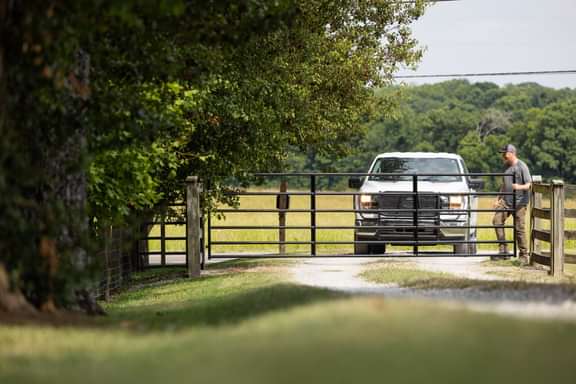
[360,179,470,194]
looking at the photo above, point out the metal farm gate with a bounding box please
[204,173,517,261]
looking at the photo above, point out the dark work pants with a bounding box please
[492,200,528,256]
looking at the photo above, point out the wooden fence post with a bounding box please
[186,176,201,278]
[530,177,543,265]
[550,180,564,277]
[532,191,542,262]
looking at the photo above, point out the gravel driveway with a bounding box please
[289,257,576,321]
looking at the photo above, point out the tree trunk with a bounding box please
[0,0,36,315]
[40,49,104,315]
[0,0,8,135]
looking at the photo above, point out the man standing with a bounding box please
[492,144,532,262]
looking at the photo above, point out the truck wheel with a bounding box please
[370,243,386,255]
[354,235,370,255]
[453,243,476,255]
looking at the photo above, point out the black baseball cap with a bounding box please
[498,144,516,153]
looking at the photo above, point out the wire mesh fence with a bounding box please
[95,226,138,300]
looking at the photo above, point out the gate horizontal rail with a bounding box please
[211,225,515,229]
[223,191,513,196]
[216,208,514,213]
[252,172,510,177]
[211,240,511,245]
[205,172,516,260]
[208,254,502,258]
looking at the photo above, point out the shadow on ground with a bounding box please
[106,277,345,331]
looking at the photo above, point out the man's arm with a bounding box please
[512,182,531,191]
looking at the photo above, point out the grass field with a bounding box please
[147,190,576,260]
[362,259,576,288]
[2,259,576,384]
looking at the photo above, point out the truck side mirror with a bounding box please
[468,178,484,190]
[348,177,362,189]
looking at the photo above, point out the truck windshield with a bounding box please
[369,158,463,182]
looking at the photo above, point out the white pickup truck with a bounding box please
[348,152,484,255]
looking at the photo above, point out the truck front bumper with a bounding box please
[356,217,468,242]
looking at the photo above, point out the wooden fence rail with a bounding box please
[530,180,576,277]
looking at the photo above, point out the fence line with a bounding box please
[96,225,138,300]
[95,175,576,298]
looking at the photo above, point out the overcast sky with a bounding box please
[395,0,576,89]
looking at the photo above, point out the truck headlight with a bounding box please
[360,194,376,209]
[440,195,465,210]
[449,195,464,210]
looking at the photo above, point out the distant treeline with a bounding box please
[281,80,576,190]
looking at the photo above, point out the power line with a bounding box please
[397,0,461,3]
[394,70,576,79]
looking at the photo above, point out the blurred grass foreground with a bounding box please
[1,259,576,384]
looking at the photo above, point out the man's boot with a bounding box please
[518,252,530,266]
[491,244,509,260]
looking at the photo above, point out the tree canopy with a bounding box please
[1,0,426,311]
[286,80,576,189]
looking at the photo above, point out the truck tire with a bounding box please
[453,242,477,256]
[354,235,386,255]
[453,243,467,255]
[354,241,370,255]
[370,243,386,255]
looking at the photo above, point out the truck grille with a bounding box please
[375,193,440,218]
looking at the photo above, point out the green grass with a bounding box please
[359,261,495,290]
[205,257,296,270]
[482,259,576,284]
[2,259,576,384]
[360,261,455,286]
[130,266,188,285]
[362,260,576,293]
[107,271,337,330]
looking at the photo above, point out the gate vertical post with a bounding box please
[278,179,288,255]
[186,176,202,278]
[412,175,418,256]
[550,180,564,278]
[206,180,212,261]
[530,179,542,265]
[310,175,316,256]
[160,215,166,266]
[200,212,205,270]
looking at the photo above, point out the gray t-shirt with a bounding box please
[502,159,532,207]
